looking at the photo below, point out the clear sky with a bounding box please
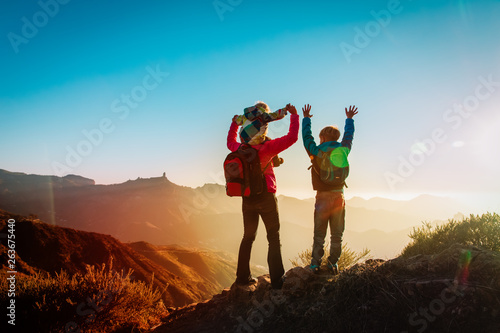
[1,0,499,212]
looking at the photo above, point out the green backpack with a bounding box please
[310,146,350,187]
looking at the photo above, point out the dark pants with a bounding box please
[311,191,345,267]
[236,192,285,288]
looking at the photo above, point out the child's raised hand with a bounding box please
[232,115,238,123]
[287,104,298,115]
[302,104,312,118]
[345,105,358,119]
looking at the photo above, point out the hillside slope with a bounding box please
[0,210,243,307]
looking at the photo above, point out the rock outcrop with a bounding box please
[154,244,500,333]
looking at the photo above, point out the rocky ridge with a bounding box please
[153,244,500,333]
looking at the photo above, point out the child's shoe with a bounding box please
[308,264,320,274]
[327,263,339,275]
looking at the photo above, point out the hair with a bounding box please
[319,125,340,143]
[254,101,270,113]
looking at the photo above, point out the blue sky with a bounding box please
[1,0,499,212]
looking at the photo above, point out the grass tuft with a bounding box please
[401,212,500,257]
[290,243,371,271]
[0,260,166,332]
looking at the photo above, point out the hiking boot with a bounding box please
[235,277,258,286]
[327,263,339,275]
[308,264,320,274]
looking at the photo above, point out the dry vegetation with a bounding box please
[290,243,371,271]
[402,212,500,257]
[0,261,166,332]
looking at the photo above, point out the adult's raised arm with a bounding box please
[264,105,299,156]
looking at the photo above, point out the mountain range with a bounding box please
[0,169,468,269]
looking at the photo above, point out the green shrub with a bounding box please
[401,212,500,257]
[290,243,371,271]
[0,262,165,332]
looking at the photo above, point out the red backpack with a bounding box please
[224,144,266,197]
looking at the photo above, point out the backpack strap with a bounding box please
[307,153,318,173]
[252,139,275,173]
[262,160,272,172]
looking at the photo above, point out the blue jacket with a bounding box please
[302,117,355,191]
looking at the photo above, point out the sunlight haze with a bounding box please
[1,0,499,215]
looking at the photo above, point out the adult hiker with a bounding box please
[226,102,299,289]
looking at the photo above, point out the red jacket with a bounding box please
[227,114,299,193]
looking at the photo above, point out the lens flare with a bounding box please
[457,249,472,285]
[329,147,350,168]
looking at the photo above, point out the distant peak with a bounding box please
[63,174,95,186]
[0,169,95,187]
